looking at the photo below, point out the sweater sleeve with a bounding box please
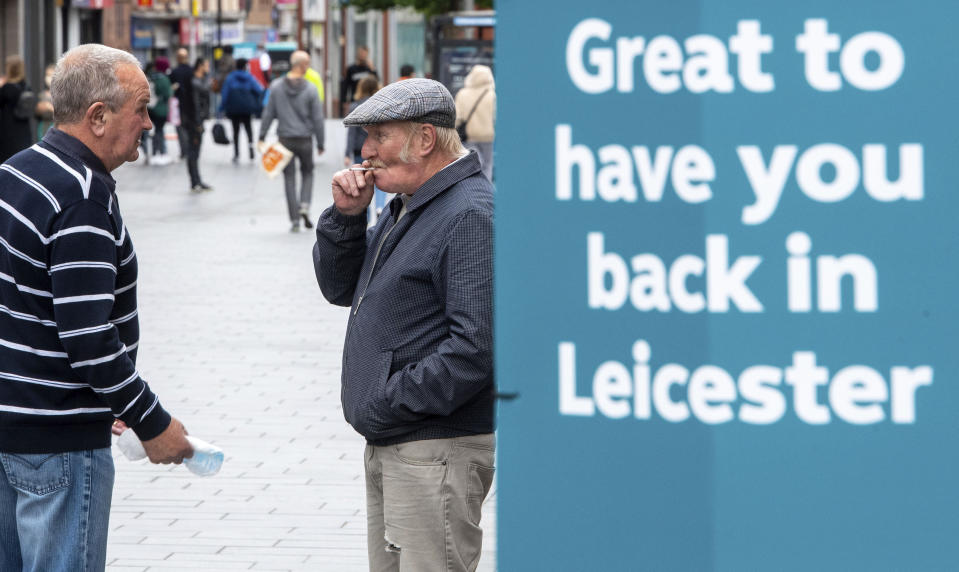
[48,201,171,440]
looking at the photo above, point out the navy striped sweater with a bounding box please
[0,128,170,453]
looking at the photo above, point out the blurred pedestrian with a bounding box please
[454,64,496,180]
[398,64,415,81]
[213,44,234,94]
[0,43,193,572]
[257,43,272,85]
[147,56,173,164]
[339,46,375,117]
[304,65,325,103]
[313,78,495,572]
[193,57,212,120]
[0,55,33,163]
[181,57,213,193]
[249,54,268,89]
[33,64,56,140]
[170,48,194,162]
[258,50,325,232]
[219,58,264,163]
[343,75,389,219]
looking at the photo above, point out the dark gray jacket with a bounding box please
[313,152,494,445]
[259,76,325,148]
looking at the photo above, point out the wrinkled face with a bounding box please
[103,64,153,169]
[361,122,423,195]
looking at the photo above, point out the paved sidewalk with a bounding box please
[104,121,496,571]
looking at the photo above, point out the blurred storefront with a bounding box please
[325,5,427,118]
[126,0,245,64]
[2,1,459,123]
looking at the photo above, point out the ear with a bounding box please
[418,124,437,157]
[86,102,108,137]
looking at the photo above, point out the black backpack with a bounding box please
[212,121,230,145]
[13,85,37,121]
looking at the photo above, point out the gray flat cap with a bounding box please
[343,78,456,128]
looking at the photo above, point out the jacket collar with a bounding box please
[388,151,482,219]
[42,127,116,192]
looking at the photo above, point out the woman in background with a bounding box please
[454,64,496,180]
[0,55,33,163]
[34,64,56,140]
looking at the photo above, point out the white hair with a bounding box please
[398,122,467,164]
[51,43,141,125]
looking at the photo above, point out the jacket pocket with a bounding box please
[0,452,71,496]
[358,350,396,437]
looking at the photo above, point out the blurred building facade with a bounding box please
[1,1,464,120]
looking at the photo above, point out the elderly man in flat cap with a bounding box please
[312,78,494,572]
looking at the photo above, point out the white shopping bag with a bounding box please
[167,96,180,127]
[259,141,293,178]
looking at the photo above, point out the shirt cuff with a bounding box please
[132,404,172,442]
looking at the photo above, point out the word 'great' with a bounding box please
[567,18,904,94]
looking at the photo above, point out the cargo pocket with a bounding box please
[467,462,495,525]
[0,452,71,496]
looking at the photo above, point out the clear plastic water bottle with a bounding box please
[183,437,225,477]
[116,429,224,477]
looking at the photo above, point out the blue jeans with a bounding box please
[0,448,114,571]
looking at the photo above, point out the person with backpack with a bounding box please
[147,57,173,164]
[0,54,34,163]
[219,58,264,163]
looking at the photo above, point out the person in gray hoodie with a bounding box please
[258,50,325,231]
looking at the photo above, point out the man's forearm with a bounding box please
[313,206,368,306]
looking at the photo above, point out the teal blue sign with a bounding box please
[495,1,959,570]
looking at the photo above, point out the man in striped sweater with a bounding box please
[0,44,192,571]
